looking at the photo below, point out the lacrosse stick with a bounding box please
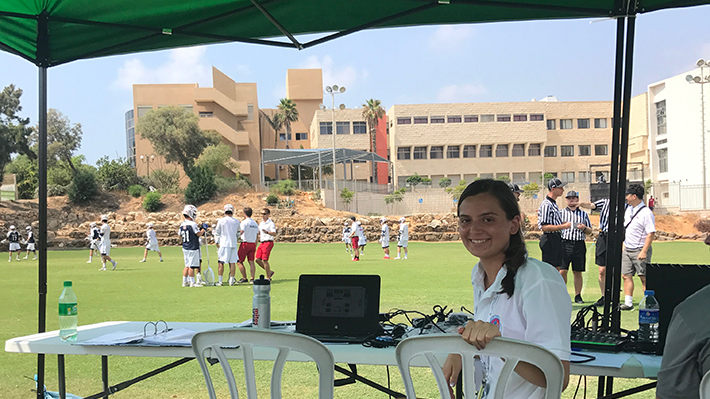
[200,230,215,286]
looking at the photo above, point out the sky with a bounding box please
[1,6,710,166]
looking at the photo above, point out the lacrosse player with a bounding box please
[214,204,242,286]
[356,221,367,254]
[238,207,259,283]
[24,226,36,260]
[6,225,21,262]
[98,215,118,271]
[140,223,163,263]
[179,205,206,287]
[379,217,390,259]
[342,220,352,254]
[394,217,409,260]
[86,222,100,263]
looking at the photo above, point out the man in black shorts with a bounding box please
[537,178,571,268]
[580,197,610,307]
[560,191,592,304]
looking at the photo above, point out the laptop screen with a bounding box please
[296,274,381,341]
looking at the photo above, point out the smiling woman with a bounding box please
[442,179,572,399]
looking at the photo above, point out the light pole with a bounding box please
[321,85,346,211]
[139,154,156,178]
[686,59,710,210]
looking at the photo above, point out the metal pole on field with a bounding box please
[686,60,710,210]
[321,85,346,211]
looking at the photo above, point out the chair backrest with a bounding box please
[701,369,710,399]
[191,329,335,399]
[395,334,564,399]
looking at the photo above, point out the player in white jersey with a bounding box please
[214,204,242,286]
[255,208,277,280]
[356,221,367,254]
[24,226,36,260]
[347,216,360,261]
[379,217,391,259]
[5,225,21,262]
[342,220,352,254]
[86,222,100,263]
[140,223,163,263]
[98,215,118,271]
[394,217,409,259]
[238,207,260,283]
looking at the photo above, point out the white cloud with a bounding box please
[112,46,211,91]
[234,64,252,77]
[428,25,475,50]
[300,55,364,89]
[437,84,487,102]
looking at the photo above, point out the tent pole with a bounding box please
[297,164,301,190]
[318,152,323,194]
[260,149,265,189]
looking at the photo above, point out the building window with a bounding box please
[447,145,460,158]
[447,115,462,123]
[353,121,367,134]
[137,106,153,118]
[463,145,476,158]
[430,116,445,124]
[561,145,574,157]
[658,148,668,173]
[594,118,607,128]
[544,146,557,157]
[530,114,544,121]
[496,144,509,157]
[296,133,307,140]
[560,119,573,129]
[481,114,495,122]
[480,145,493,158]
[179,104,193,113]
[595,144,608,156]
[319,122,332,135]
[513,114,527,122]
[413,146,427,160]
[528,143,541,156]
[199,111,214,118]
[512,172,526,183]
[336,121,350,135]
[397,147,411,160]
[546,119,556,130]
[657,139,667,145]
[247,104,254,121]
[279,133,292,141]
[656,100,667,135]
[512,144,525,157]
[577,118,590,129]
[578,171,589,182]
[480,173,494,179]
[397,117,411,125]
[430,146,444,159]
[464,115,479,123]
[497,114,511,122]
[413,116,428,124]
[579,145,591,156]
[561,172,575,183]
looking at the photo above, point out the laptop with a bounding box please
[296,274,382,343]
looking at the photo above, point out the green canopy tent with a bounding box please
[2,1,710,398]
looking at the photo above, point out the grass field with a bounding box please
[3,240,706,398]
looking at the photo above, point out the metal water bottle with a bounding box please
[252,275,271,329]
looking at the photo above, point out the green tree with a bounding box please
[95,156,138,191]
[263,111,285,148]
[277,98,299,149]
[340,187,354,209]
[68,169,98,204]
[384,187,406,204]
[406,173,423,191]
[421,176,432,186]
[5,154,37,199]
[362,99,385,182]
[446,179,468,201]
[439,177,452,188]
[644,179,653,194]
[522,182,540,197]
[497,175,511,183]
[184,165,217,204]
[137,106,219,175]
[0,85,35,183]
[542,172,555,182]
[196,143,239,176]
[44,109,82,173]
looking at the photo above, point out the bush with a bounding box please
[266,193,279,206]
[47,166,73,186]
[274,179,297,195]
[439,177,452,188]
[184,165,217,204]
[150,168,181,193]
[340,187,354,204]
[694,218,710,233]
[95,156,138,191]
[445,180,468,201]
[48,184,68,197]
[68,170,98,204]
[384,187,406,204]
[143,192,162,212]
[128,184,145,198]
[215,176,252,194]
[310,189,321,202]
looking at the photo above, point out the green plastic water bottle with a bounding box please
[58,281,78,341]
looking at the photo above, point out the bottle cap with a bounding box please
[254,275,270,285]
[63,281,72,287]
[644,290,654,296]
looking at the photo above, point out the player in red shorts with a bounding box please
[255,208,277,280]
[238,207,259,283]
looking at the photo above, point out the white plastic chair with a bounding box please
[701,369,710,399]
[191,329,335,399]
[396,334,564,399]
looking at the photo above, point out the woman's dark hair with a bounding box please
[457,179,527,298]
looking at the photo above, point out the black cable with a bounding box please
[387,365,391,399]
[570,352,596,364]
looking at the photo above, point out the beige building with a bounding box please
[387,99,615,189]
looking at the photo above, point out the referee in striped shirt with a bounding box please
[580,197,610,307]
[561,191,592,304]
[537,178,571,268]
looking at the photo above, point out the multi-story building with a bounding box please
[387,99,614,189]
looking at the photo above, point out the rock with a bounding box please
[427,219,442,230]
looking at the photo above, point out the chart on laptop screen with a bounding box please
[312,286,366,318]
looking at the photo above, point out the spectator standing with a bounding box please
[537,178,571,268]
[560,191,592,304]
[238,207,260,284]
[255,208,276,279]
[620,184,655,310]
[648,195,656,212]
[215,204,242,285]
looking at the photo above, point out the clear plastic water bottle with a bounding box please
[252,275,271,329]
[638,290,659,343]
[58,281,78,341]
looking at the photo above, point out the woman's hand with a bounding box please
[442,354,462,399]
[459,320,501,350]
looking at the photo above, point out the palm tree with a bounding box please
[362,99,385,183]
[264,111,285,148]
[277,98,299,149]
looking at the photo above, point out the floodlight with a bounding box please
[331,85,339,91]
[319,104,326,110]
[339,104,346,110]
[695,76,702,83]
[687,75,695,82]
[326,86,333,93]
[698,59,706,68]
[339,87,346,93]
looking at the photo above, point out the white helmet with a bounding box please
[356,221,362,226]
[344,221,349,226]
[224,204,234,214]
[9,225,15,230]
[146,223,154,229]
[399,217,406,223]
[101,214,109,222]
[380,217,387,224]
[89,222,97,228]
[26,226,32,231]
[183,205,197,220]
